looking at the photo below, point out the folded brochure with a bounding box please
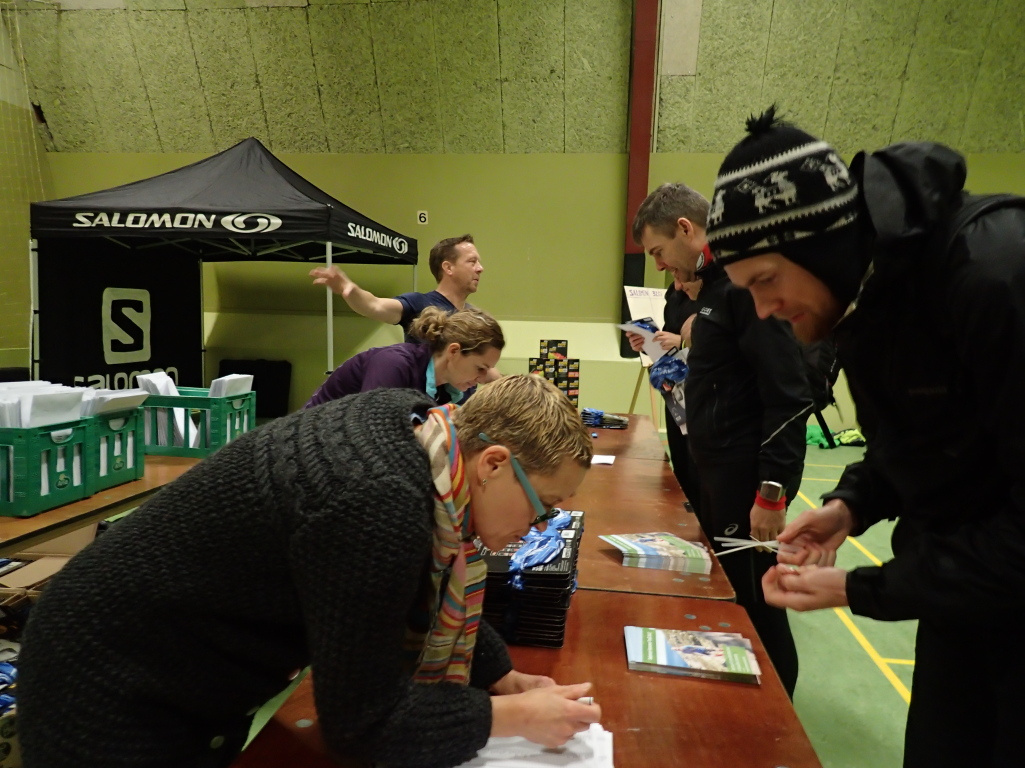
[598,532,711,574]
[625,625,761,684]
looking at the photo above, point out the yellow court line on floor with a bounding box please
[796,489,910,703]
[804,463,847,468]
[796,490,819,509]
[833,608,912,704]
[802,477,841,482]
[845,536,884,566]
[881,659,916,665]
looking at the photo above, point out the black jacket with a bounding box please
[663,282,698,335]
[828,142,1025,624]
[684,263,811,483]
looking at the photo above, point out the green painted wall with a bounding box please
[0,11,53,368]
[46,151,631,321]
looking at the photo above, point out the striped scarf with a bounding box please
[408,404,487,684]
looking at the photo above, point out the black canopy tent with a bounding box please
[29,138,418,387]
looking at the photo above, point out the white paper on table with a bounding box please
[0,381,51,389]
[79,388,97,416]
[457,724,613,768]
[0,398,20,428]
[23,390,85,428]
[591,455,616,465]
[209,374,253,398]
[136,373,197,447]
[92,390,149,416]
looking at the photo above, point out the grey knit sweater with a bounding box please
[19,389,512,768]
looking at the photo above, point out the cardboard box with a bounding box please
[540,340,568,360]
[0,524,97,592]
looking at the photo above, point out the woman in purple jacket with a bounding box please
[306,306,505,408]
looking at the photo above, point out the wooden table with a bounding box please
[235,591,820,768]
[0,456,198,556]
[590,415,667,462]
[575,456,735,601]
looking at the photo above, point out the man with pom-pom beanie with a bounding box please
[710,106,1025,768]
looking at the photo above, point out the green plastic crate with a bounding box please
[142,388,256,458]
[85,408,146,495]
[0,419,89,518]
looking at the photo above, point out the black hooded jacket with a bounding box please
[826,143,1025,624]
[684,263,812,483]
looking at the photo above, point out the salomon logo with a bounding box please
[220,213,283,234]
[73,211,281,233]
[348,223,408,254]
[102,287,151,365]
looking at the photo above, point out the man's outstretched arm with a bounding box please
[310,265,403,325]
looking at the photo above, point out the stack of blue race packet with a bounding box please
[581,409,628,429]
[476,509,586,648]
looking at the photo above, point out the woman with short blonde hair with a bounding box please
[20,375,600,768]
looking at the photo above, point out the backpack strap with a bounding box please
[943,193,1025,254]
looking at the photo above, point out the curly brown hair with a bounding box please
[408,306,505,355]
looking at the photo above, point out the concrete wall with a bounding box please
[0,9,52,369]
[10,1,1025,157]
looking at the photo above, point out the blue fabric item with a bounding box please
[623,318,659,334]
[649,354,689,391]
[424,358,466,404]
[582,409,628,429]
[508,514,567,589]
[543,510,573,530]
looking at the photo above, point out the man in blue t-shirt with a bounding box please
[310,234,483,341]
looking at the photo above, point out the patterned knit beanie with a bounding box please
[707,106,869,305]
